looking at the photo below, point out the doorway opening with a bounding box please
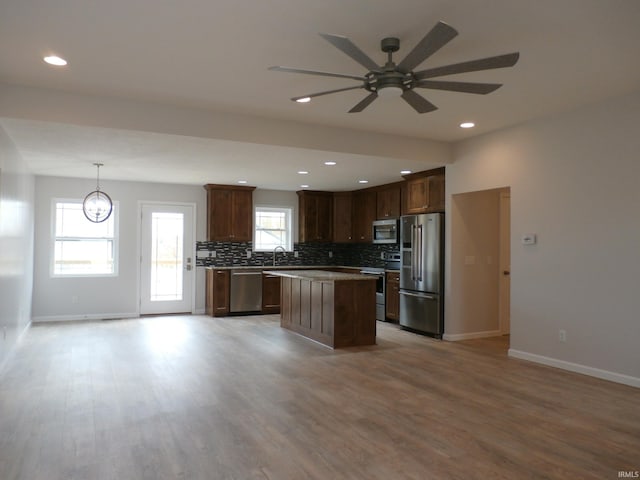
[449,187,510,349]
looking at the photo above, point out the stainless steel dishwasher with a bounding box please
[230,269,263,313]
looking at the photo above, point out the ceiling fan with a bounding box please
[269,21,519,113]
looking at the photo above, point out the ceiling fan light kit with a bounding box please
[270,21,519,113]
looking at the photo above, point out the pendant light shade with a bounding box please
[83,163,113,223]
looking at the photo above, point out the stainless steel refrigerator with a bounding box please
[399,213,444,338]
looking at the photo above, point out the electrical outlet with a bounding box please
[294,251,299,258]
[559,329,567,343]
[72,296,79,304]
[329,251,333,258]
[246,250,251,259]
[380,252,385,260]
[210,250,216,258]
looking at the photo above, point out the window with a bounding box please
[52,200,118,276]
[254,206,293,251]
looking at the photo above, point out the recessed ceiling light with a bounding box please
[295,97,311,103]
[43,55,67,66]
[324,161,337,166]
[300,184,310,188]
[460,122,475,129]
[298,170,308,175]
[237,180,247,184]
[358,180,369,184]
[400,170,412,175]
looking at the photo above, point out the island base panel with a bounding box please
[280,277,376,348]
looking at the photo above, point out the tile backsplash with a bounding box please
[196,241,399,268]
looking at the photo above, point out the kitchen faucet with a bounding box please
[273,246,286,266]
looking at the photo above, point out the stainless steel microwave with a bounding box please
[372,219,399,244]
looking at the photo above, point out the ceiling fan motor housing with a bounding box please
[380,37,400,53]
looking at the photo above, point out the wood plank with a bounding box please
[1,316,637,480]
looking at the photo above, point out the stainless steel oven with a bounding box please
[360,268,385,321]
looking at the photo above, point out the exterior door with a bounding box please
[140,203,194,314]
[499,192,511,334]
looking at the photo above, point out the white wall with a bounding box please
[446,90,640,385]
[0,125,34,367]
[32,177,207,321]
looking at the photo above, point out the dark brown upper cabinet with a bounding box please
[297,190,333,242]
[204,184,255,242]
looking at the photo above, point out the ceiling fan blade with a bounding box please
[414,52,520,80]
[291,85,364,102]
[348,92,378,113]
[401,90,438,113]
[269,66,366,82]
[397,21,458,73]
[416,80,502,94]
[319,33,380,72]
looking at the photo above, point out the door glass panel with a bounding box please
[150,212,184,302]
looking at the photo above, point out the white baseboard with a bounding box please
[194,308,206,315]
[508,349,640,389]
[32,312,139,323]
[443,329,503,341]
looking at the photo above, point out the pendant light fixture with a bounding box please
[83,163,113,223]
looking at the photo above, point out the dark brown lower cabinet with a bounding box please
[279,276,376,348]
[206,268,230,317]
[262,273,281,314]
[385,271,400,322]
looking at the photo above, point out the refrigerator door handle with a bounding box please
[400,291,435,300]
[410,224,417,280]
[416,224,423,282]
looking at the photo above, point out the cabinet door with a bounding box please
[262,273,281,314]
[205,269,215,316]
[208,189,233,240]
[212,269,230,316]
[315,194,333,241]
[298,191,333,242]
[426,174,445,212]
[385,272,400,322]
[376,186,401,219]
[404,177,429,214]
[333,192,353,242]
[231,189,253,242]
[353,190,376,242]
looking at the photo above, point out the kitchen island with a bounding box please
[265,270,377,348]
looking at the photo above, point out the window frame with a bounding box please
[253,205,293,252]
[50,198,119,278]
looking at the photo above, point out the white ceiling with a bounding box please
[1,0,639,190]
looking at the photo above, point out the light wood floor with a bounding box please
[0,315,638,480]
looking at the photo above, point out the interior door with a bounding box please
[140,203,194,315]
[499,192,511,334]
